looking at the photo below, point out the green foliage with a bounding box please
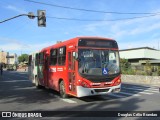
[144,60,152,76]
[158,66,160,76]
[18,54,29,63]
[120,58,134,75]
[120,59,160,76]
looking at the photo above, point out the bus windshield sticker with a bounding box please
[102,68,108,75]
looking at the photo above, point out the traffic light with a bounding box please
[37,10,46,27]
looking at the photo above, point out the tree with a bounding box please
[120,58,134,74]
[144,60,152,76]
[18,54,29,63]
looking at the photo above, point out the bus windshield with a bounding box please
[78,49,120,76]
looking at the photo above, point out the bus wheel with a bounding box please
[59,81,68,98]
[35,77,41,89]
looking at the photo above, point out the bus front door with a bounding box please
[68,51,76,94]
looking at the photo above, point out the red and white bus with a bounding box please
[29,37,121,98]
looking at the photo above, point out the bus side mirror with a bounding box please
[73,52,79,61]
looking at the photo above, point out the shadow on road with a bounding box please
[0,71,60,105]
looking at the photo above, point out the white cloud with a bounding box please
[82,9,160,50]
[0,43,28,51]
[85,9,160,35]
[5,5,27,14]
[28,42,56,51]
[0,37,56,54]
[119,37,160,50]
[0,37,29,52]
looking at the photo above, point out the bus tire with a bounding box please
[35,77,41,89]
[59,80,68,98]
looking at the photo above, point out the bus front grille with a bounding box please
[94,89,110,93]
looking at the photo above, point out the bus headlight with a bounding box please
[81,81,90,88]
[113,79,121,86]
[78,80,90,88]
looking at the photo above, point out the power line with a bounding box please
[47,13,160,21]
[25,0,160,15]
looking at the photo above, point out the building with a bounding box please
[119,47,160,66]
[0,51,17,65]
[7,53,18,65]
[0,51,9,64]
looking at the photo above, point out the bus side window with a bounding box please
[58,46,66,65]
[50,49,58,65]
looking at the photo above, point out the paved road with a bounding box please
[0,70,160,119]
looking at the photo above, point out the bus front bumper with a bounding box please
[77,84,121,97]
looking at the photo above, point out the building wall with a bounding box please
[0,51,17,65]
[0,51,8,64]
[120,48,160,60]
[120,49,145,59]
[144,49,160,59]
[8,53,18,64]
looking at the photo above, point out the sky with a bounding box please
[0,0,160,55]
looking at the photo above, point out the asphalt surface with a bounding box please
[0,70,160,120]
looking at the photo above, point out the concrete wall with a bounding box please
[121,75,160,86]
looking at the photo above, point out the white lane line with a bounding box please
[139,91,153,95]
[123,87,153,95]
[119,91,140,97]
[143,90,159,93]
[122,87,156,91]
[61,99,77,103]
[129,86,158,91]
[123,89,154,95]
[122,87,158,93]
[108,93,125,98]
[131,91,153,95]
[2,80,29,82]
[15,87,34,90]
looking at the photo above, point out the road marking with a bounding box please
[122,87,158,92]
[139,91,153,95]
[2,80,29,82]
[122,87,158,94]
[15,87,34,90]
[143,89,159,93]
[128,86,158,91]
[61,99,77,103]
[119,91,140,97]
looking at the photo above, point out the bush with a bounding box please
[120,59,160,76]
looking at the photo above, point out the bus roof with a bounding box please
[41,36,115,52]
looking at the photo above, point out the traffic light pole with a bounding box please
[0,14,28,24]
[0,10,46,27]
